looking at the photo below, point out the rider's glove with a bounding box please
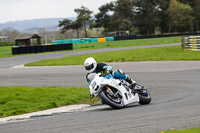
[101,70,111,76]
[105,70,111,74]
[104,69,112,75]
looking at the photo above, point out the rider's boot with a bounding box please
[126,76,136,89]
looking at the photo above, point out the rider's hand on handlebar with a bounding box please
[105,70,111,74]
[101,70,112,77]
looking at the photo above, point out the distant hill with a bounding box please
[0,18,76,33]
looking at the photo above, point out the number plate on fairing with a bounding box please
[110,79,120,87]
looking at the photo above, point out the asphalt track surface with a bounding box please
[1,43,200,133]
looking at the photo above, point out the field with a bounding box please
[25,45,200,66]
[0,36,181,58]
[0,46,13,58]
[72,36,181,50]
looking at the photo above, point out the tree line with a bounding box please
[59,0,200,37]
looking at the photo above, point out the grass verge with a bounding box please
[160,126,200,133]
[25,45,200,66]
[0,36,181,58]
[73,36,181,50]
[0,46,13,58]
[0,86,98,118]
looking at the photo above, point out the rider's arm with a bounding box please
[102,65,113,75]
[96,63,112,74]
[103,65,112,71]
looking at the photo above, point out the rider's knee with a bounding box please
[113,69,127,79]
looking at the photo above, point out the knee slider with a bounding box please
[117,69,125,75]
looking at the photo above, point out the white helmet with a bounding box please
[84,57,97,73]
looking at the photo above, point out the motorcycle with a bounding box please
[89,72,151,109]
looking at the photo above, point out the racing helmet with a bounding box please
[84,57,97,73]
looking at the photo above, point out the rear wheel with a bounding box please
[99,86,124,109]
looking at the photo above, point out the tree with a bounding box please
[111,0,135,31]
[59,6,93,38]
[70,20,82,38]
[58,19,72,34]
[177,3,194,32]
[193,5,200,31]
[189,0,200,31]
[75,6,93,38]
[1,28,20,41]
[95,2,115,32]
[177,0,196,6]
[58,18,82,38]
[177,0,200,31]
[166,0,194,32]
[134,0,162,34]
[166,0,179,32]
[114,0,135,19]
[157,0,169,33]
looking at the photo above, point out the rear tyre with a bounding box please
[99,90,124,109]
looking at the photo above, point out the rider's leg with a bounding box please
[113,69,136,88]
[125,75,136,88]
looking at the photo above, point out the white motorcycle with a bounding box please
[89,73,151,109]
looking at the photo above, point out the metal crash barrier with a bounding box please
[182,36,200,51]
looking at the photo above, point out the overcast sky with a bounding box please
[0,0,115,23]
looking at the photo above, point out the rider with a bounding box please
[84,57,136,88]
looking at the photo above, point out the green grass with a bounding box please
[73,36,181,50]
[0,86,98,118]
[0,46,13,58]
[0,41,15,47]
[160,126,200,133]
[25,45,200,66]
[0,36,181,58]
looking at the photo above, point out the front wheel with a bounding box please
[138,90,151,105]
[99,88,124,109]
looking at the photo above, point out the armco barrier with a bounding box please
[98,37,106,42]
[182,36,200,51]
[54,37,115,44]
[12,43,73,55]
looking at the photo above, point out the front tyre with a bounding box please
[138,90,151,105]
[99,90,124,109]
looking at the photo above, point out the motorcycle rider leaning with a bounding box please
[84,57,136,89]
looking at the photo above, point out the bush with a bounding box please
[0,41,15,47]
